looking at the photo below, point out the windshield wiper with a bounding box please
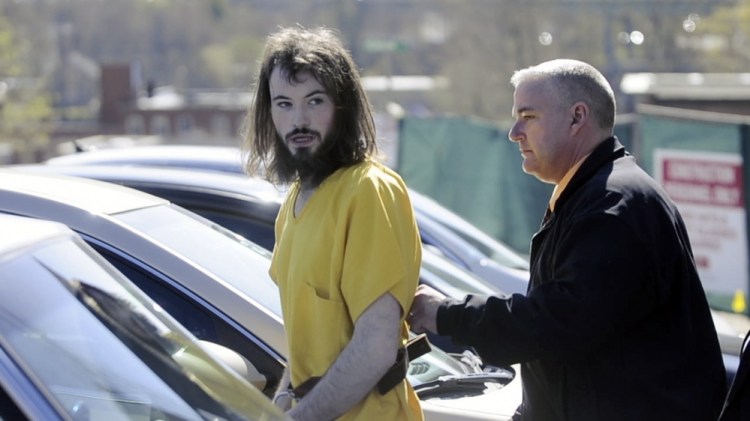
[414,370,515,399]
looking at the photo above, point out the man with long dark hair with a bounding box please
[243,26,423,421]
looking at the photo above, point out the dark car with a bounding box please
[45,145,531,295]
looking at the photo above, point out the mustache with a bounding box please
[285,127,321,141]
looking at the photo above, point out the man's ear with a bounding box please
[570,102,588,127]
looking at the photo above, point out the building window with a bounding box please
[151,115,171,136]
[125,115,145,135]
[211,114,231,137]
[176,114,195,134]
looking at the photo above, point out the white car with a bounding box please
[0,214,285,420]
[0,169,521,420]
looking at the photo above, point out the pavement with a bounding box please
[718,310,750,338]
[713,310,750,357]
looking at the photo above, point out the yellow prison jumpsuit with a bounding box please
[269,160,423,420]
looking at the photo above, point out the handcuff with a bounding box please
[272,388,297,404]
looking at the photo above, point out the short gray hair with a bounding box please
[510,59,616,130]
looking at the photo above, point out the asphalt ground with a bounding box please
[719,310,750,340]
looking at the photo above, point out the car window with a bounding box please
[113,204,282,317]
[0,384,26,420]
[190,209,276,252]
[0,237,279,420]
[113,181,279,251]
[94,245,284,396]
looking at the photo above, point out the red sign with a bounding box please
[661,158,744,208]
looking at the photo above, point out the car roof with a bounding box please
[13,164,286,204]
[48,144,243,167]
[0,168,168,215]
[0,214,73,257]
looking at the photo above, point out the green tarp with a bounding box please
[397,116,553,256]
[396,112,750,314]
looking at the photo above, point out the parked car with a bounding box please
[13,163,497,353]
[0,213,285,420]
[45,144,531,294]
[47,143,246,174]
[0,168,521,420]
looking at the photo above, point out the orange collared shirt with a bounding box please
[549,153,591,212]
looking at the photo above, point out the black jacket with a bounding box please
[438,137,727,420]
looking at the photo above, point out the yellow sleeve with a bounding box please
[340,171,422,323]
[269,183,297,286]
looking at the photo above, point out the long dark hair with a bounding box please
[242,26,378,186]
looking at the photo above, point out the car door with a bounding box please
[84,238,286,397]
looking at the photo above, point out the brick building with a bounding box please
[51,63,251,151]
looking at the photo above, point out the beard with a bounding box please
[276,128,340,187]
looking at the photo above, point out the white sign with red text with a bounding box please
[653,149,747,296]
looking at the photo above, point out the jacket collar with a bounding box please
[552,136,626,213]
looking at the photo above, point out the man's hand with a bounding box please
[407,285,447,334]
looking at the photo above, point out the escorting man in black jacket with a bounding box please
[408,59,727,421]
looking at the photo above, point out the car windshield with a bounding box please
[411,192,530,270]
[113,204,485,386]
[421,249,497,297]
[0,235,283,420]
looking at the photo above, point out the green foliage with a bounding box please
[0,13,21,77]
[200,35,267,88]
[3,88,52,133]
[201,44,235,87]
[689,0,750,71]
[700,0,750,35]
[0,10,52,161]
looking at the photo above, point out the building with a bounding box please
[621,72,750,116]
[50,63,251,152]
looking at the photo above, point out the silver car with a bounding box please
[0,169,521,421]
[0,214,285,420]
[14,163,505,355]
